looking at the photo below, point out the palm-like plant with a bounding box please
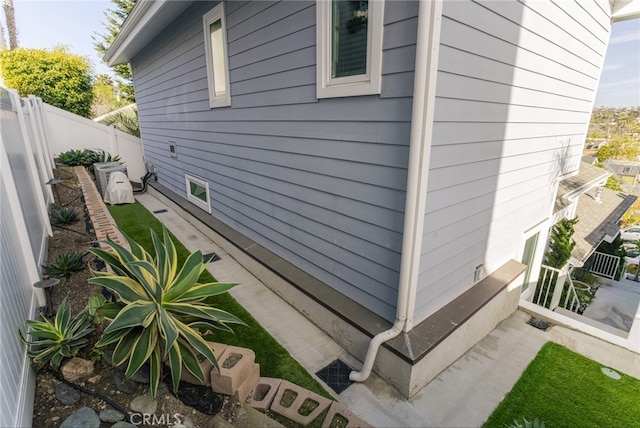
[88,227,245,397]
[20,299,94,371]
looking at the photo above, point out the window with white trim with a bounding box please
[203,3,231,108]
[185,174,211,213]
[316,0,384,98]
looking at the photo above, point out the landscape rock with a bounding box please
[130,394,157,414]
[61,357,95,382]
[113,371,136,394]
[130,365,151,384]
[99,409,125,423]
[55,383,80,405]
[60,407,100,428]
[181,415,195,427]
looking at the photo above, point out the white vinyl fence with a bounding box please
[44,102,145,181]
[0,86,145,426]
[0,87,50,428]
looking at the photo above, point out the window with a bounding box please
[623,167,632,174]
[203,3,231,108]
[521,232,540,292]
[185,174,211,213]
[316,0,384,98]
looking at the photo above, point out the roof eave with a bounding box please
[612,0,640,22]
[103,0,195,66]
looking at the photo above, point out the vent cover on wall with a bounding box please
[169,142,177,158]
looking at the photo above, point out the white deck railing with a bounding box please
[534,264,584,314]
[589,251,621,280]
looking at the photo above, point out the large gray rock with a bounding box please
[60,407,100,428]
[130,394,157,414]
[55,383,80,405]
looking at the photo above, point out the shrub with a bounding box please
[545,218,579,269]
[83,149,121,166]
[51,207,78,225]
[57,149,87,166]
[57,149,121,168]
[45,252,85,278]
[0,47,93,117]
[19,299,94,371]
[88,226,245,397]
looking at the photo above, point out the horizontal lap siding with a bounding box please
[414,0,611,323]
[132,1,419,321]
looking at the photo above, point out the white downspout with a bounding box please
[350,0,443,382]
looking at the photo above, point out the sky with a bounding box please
[1,1,639,107]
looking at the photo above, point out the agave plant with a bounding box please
[88,226,245,397]
[51,206,79,225]
[57,149,87,166]
[507,418,546,428]
[20,299,94,371]
[45,251,86,278]
[83,149,122,167]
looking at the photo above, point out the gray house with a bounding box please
[105,0,637,396]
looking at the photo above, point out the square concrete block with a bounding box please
[233,362,260,402]
[321,401,371,428]
[210,345,256,396]
[248,377,282,412]
[270,380,332,426]
[181,342,228,386]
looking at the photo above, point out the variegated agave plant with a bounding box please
[88,226,245,397]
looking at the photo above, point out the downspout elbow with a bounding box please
[349,319,404,382]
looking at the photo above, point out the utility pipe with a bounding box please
[350,0,443,382]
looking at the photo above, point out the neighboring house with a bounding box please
[104,0,639,396]
[604,159,640,194]
[550,161,635,271]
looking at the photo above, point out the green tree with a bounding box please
[605,175,623,192]
[0,47,93,117]
[616,111,635,134]
[596,135,640,162]
[94,0,137,102]
[545,217,579,269]
[91,74,124,118]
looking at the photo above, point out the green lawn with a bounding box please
[107,202,332,401]
[484,342,640,427]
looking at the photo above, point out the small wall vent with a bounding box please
[169,142,177,158]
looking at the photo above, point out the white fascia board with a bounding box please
[612,0,640,21]
[104,0,195,66]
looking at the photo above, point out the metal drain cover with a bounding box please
[528,318,549,330]
[202,252,220,263]
[601,367,621,380]
[316,359,354,394]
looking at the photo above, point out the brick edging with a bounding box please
[74,166,128,250]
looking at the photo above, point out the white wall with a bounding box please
[43,103,146,182]
[414,0,612,324]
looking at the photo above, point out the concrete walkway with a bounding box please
[132,191,629,427]
[583,277,640,332]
